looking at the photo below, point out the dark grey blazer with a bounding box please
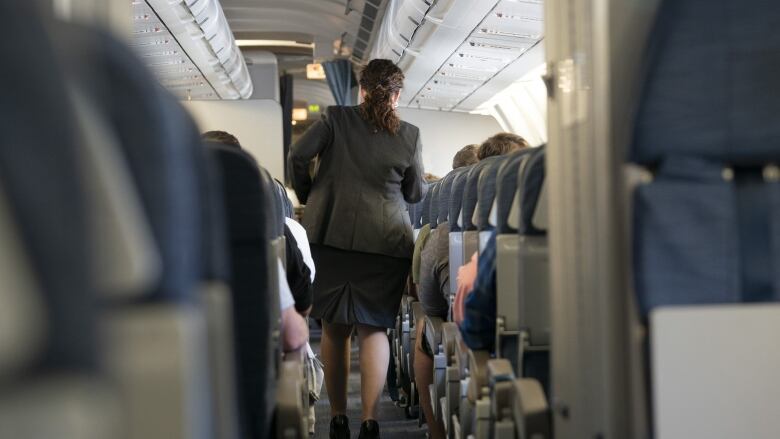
[289,106,426,259]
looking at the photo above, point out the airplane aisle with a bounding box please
[311,333,427,438]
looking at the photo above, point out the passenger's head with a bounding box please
[359,59,405,135]
[452,144,479,169]
[477,132,529,160]
[202,130,241,148]
[424,173,441,183]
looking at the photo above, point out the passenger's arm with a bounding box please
[281,306,309,352]
[277,258,309,352]
[402,130,427,204]
[284,226,314,313]
[288,111,333,204]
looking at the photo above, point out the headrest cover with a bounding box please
[462,160,494,231]
[517,146,547,235]
[496,149,535,233]
[429,182,441,230]
[438,169,461,226]
[209,144,276,242]
[448,165,473,232]
[476,155,508,231]
[631,0,780,165]
[420,183,433,225]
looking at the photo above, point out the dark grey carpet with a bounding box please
[311,336,427,439]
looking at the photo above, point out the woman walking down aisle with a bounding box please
[288,59,427,439]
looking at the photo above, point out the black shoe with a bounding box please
[329,415,350,439]
[358,419,380,439]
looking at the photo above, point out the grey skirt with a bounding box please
[310,244,410,329]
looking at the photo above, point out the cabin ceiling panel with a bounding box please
[221,0,370,61]
[371,0,544,112]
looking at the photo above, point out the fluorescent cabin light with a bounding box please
[236,39,315,50]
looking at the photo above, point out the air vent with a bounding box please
[134,0,252,100]
[352,0,384,62]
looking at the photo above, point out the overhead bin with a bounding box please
[133,0,253,100]
[370,0,544,112]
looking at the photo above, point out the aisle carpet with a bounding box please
[310,334,427,438]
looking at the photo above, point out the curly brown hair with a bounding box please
[359,59,405,135]
[477,132,529,160]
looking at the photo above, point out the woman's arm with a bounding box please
[402,130,427,204]
[288,111,333,204]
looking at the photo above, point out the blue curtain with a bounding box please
[323,59,354,106]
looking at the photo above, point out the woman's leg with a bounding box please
[321,321,353,416]
[413,322,445,439]
[356,324,391,421]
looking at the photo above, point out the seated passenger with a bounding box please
[411,143,479,439]
[459,231,498,350]
[203,131,310,351]
[454,133,531,351]
[278,258,310,352]
[277,181,315,314]
[202,130,242,148]
[452,143,479,169]
[410,173,441,294]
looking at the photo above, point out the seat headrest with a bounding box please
[198,145,230,282]
[0,9,99,371]
[631,0,780,165]
[57,23,204,305]
[462,159,496,231]
[448,165,474,232]
[476,155,510,231]
[429,182,442,230]
[438,169,464,226]
[515,146,547,235]
[495,149,535,233]
[209,144,276,243]
[420,182,433,226]
[263,170,285,238]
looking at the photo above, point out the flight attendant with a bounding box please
[289,59,426,439]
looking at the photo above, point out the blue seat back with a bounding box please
[208,145,276,439]
[631,0,780,316]
[438,170,462,226]
[476,156,509,231]
[518,147,547,236]
[631,0,780,166]
[0,1,97,372]
[429,182,441,230]
[420,184,433,226]
[496,150,534,234]
[448,166,473,232]
[57,23,203,304]
[462,160,495,231]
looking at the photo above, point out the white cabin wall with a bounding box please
[184,100,285,181]
[397,108,503,178]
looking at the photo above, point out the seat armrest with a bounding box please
[441,323,459,363]
[453,333,470,377]
[487,358,515,384]
[424,316,444,354]
[276,357,306,439]
[512,378,551,439]
[466,350,491,403]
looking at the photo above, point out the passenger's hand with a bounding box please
[453,252,478,325]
